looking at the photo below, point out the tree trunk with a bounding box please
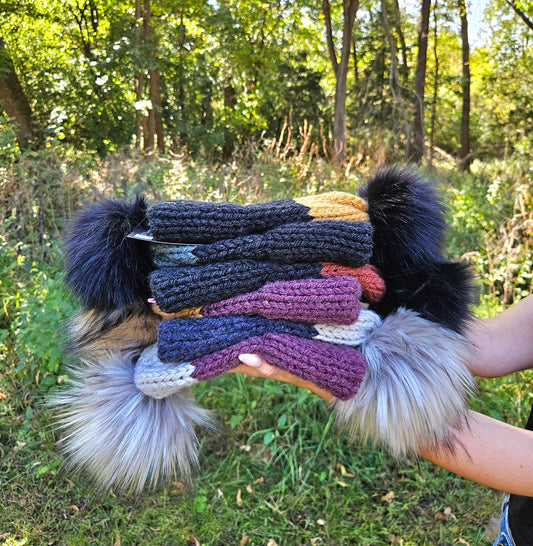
[381,0,410,151]
[143,0,154,151]
[408,0,431,163]
[323,0,359,167]
[149,65,165,153]
[429,0,439,163]
[458,0,471,171]
[0,38,36,148]
[140,0,165,153]
[134,0,144,149]
[392,0,408,81]
[222,79,236,160]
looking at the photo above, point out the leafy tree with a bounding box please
[0,37,36,148]
[472,0,533,157]
[1,0,531,166]
[323,0,359,165]
[505,0,533,29]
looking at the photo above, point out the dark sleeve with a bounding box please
[507,402,533,546]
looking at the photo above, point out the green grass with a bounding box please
[1,147,528,546]
[0,375,507,546]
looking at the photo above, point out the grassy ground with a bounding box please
[3,372,524,546]
[1,148,531,545]
[1,372,517,546]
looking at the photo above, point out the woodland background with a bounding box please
[2,0,533,545]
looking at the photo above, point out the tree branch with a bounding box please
[506,0,533,31]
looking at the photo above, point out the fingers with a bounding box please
[234,354,334,401]
[238,353,264,368]
[238,353,282,377]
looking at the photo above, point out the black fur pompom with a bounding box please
[64,196,153,313]
[361,167,448,274]
[370,261,477,332]
[361,167,477,332]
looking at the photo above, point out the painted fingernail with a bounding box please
[238,353,262,367]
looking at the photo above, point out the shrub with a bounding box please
[444,158,533,306]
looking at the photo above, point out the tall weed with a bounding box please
[445,158,533,306]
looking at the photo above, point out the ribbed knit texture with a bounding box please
[151,220,373,268]
[199,276,362,324]
[147,192,368,243]
[189,333,367,400]
[134,344,197,398]
[313,309,382,345]
[144,192,381,403]
[294,192,368,222]
[150,261,321,313]
[152,267,384,322]
[158,315,314,362]
[134,310,381,400]
[320,263,385,303]
[157,313,382,363]
[150,260,381,314]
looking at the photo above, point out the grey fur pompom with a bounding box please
[334,308,475,458]
[51,351,212,494]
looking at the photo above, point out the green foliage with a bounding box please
[12,267,75,385]
[0,0,331,158]
[0,147,525,545]
[470,0,533,159]
[0,146,85,396]
[1,0,530,164]
[445,158,533,305]
[0,238,75,392]
[0,114,19,163]
[2,0,518,163]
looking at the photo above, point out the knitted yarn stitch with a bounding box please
[147,192,368,243]
[188,333,367,400]
[191,276,362,325]
[134,344,196,398]
[295,192,368,222]
[134,311,382,400]
[151,220,373,268]
[312,310,382,345]
[320,263,385,303]
[150,260,382,314]
[157,312,382,363]
[158,315,313,362]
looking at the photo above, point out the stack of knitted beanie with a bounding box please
[55,167,476,494]
[139,191,386,402]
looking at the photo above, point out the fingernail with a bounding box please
[238,353,262,367]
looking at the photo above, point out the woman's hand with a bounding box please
[229,353,333,401]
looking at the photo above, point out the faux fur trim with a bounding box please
[361,167,447,273]
[369,261,477,332]
[65,309,160,361]
[50,351,212,493]
[361,167,476,332]
[63,196,152,313]
[333,308,475,459]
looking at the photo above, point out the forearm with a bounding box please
[467,294,533,377]
[235,361,533,495]
[420,410,533,496]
